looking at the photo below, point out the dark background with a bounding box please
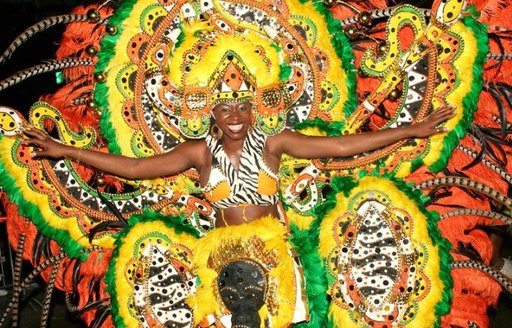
[0,0,511,327]
[1,2,97,326]
[0,0,96,112]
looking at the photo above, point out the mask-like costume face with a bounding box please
[217,261,266,327]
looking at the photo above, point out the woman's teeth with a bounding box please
[227,124,243,132]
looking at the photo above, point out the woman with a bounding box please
[19,100,454,326]
[22,102,454,227]
[1,0,507,326]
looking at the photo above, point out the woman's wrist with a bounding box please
[400,125,417,138]
[63,145,81,160]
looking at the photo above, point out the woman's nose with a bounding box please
[230,108,242,118]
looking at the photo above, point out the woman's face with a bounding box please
[212,101,253,140]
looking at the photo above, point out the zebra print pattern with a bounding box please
[0,14,88,64]
[134,244,194,327]
[204,127,279,209]
[413,176,512,209]
[39,256,62,327]
[338,7,431,26]
[441,208,512,225]
[451,260,512,294]
[0,58,93,92]
[457,144,512,184]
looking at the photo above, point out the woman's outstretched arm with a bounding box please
[22,127,205,180]
[271,106,455,159]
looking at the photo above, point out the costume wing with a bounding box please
[0,0,511,327]
[284,1,512,327]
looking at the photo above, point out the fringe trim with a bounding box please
[95,0,138,155]
[422,8,489,173]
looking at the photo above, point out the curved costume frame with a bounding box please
[0,0,511,327]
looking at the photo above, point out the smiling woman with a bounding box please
[19,28,453,326]
[1,0,511,327]
[211,102,253,140]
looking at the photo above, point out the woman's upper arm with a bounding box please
[271,129,342,159]
[273,126,414,159]
[129,141,205,179]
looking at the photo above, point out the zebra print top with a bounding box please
[202,126,280,209]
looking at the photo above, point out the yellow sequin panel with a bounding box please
[29,102,97,148]
[115,64,137,100]
[140,4,168,34]
[204,180,231,203]
[432,0,465,25]
[361,6,426,76]
[289,16,317,47]
[131,130,156,157]
[257,170,279,196]
[0,107,24,136]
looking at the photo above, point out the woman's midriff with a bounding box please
[215,204,279,227]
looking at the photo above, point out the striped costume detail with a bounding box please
[204,127,279,209]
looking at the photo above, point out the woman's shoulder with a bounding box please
[267,128,300,143]
[183,139,209,153]
[172,139,210,162]
[264,128,297,155]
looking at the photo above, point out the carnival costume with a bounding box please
[0,0,512,327]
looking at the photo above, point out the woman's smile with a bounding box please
[227,123,244,133]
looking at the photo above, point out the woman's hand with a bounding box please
[22,126,70,159]
[21,124,204,180]
[407,106,456,138]
[272,106,457,159]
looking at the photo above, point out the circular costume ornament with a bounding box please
[318,176,452,328]
[106,213,200,328]
[190,216,299,327]
[95,0,355,149]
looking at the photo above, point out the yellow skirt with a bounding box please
[190,216,308,327]
[107,214,308,328]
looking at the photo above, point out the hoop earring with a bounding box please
[210,123,223,140]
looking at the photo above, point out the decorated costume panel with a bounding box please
[0,0,511,327]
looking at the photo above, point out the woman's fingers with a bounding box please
[426,106,456,128]
[19,127,67,159]
[30,150,41,158]
[432,107,456,134]
[21,129,52,157]
[22,127,47,140]
[410,106,456,137]
[22,135,45,147]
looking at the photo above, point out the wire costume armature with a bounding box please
[0,0,511,327]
